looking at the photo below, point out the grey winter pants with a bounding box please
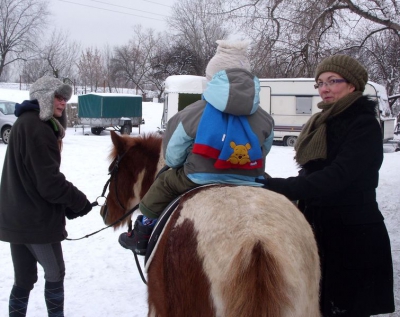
[139,167,199,219]
[10,242,65,290]
[9,243,65,316]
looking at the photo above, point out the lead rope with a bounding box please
[133,252,147,285]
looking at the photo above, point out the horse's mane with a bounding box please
[109,132,163,162]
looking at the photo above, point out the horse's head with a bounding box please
[100,131,164,228]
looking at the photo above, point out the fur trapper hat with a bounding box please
[29,76,72,129]
[205,40,251,81]
[315,54,368,92]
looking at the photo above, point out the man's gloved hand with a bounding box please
[255,178,269,189]
[65,199,93,220]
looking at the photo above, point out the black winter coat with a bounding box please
[268,96,395,316]
[0,106,87,244]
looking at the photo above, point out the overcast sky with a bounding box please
[48,0,177,48]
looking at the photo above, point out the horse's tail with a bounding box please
[222,241,290,317]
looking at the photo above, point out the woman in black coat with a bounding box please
[257,54,395,317]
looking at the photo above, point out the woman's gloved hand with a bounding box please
[65,199,93,220]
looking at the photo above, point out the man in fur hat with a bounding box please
[0,76,93,317]
[118,40,275,255]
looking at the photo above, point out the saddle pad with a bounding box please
[144,184,217,271]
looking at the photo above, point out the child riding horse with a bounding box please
[100,131,321,317]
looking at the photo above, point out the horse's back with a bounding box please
[148,186,320,317]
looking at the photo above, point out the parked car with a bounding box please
[0,99,17,144]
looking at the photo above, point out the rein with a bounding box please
[65,203,139,241]
[66,151,134,241]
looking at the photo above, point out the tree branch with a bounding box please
[339,0,400,31]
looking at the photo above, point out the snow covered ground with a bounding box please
[0,87,399,316]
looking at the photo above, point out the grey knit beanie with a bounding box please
[315,54,368,92]
[29,76,72,129]
[205,40,251,81]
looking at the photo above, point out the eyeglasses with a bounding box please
[55,95,68,102]
[314,79,348,89]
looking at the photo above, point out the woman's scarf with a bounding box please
[49,117,65,151]
[294,91,362,166]
[49,117,66,140]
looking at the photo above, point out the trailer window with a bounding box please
[178,93,202,111]
[296,97,312,114]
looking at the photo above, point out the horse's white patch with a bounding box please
[126,169,145,213]
[127,148,165,219]
[175,186,320,317]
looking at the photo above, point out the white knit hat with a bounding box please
[205,40,251,81]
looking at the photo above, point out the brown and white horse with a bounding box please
[101,131,321,317]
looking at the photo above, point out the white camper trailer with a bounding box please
[161,76,394,145]
[259,78,395,146]
[160,75,207,131]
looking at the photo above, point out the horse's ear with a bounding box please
[110,131,125,153]
[110,131,119,145]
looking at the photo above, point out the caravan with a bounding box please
[161,76,394,146]
[160,75,207,131]
[258,78,394,146]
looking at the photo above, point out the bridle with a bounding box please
[103,150,130,214]
[67,149,169,241]
[105,151,170,215]
[66,148,169,284]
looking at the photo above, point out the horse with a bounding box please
[100,131,321,317]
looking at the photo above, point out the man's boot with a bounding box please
[9,285,30,317]
[118,215,154,255]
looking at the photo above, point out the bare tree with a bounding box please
[357,30,400,110]
[168,0,230,76]
[19,28,81,85]
[146,35,201,98]
[112,25,159,95]
[145,37,170,99]
[77,47,103,92]
[102,44,116,93]
[39,29,81,80]
[211,0,331,77]
[150,35,198,77]
[20,57,48,83]
[335,0,400,32]
[0,0,49,78]
[216,0,400,107]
